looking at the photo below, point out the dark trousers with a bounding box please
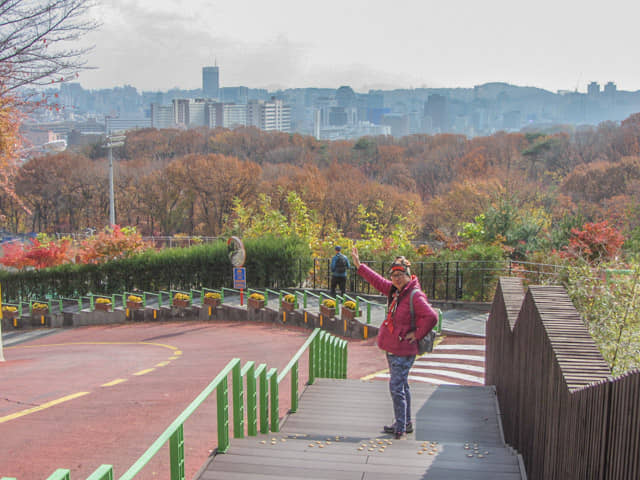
[330,276,346,296]
[386,353,416,433]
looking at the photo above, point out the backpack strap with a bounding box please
[409,288,418,330]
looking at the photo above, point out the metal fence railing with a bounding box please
[486,277,640,480]
[311,258,564,302]
[34,328,347,480]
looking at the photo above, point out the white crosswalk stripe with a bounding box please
[372,337,486,386]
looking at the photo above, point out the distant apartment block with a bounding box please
[105,116,151,134]
[151,98,289,132]
[206,102,247,128]
[247,99,291,132]
[151,104,175,129]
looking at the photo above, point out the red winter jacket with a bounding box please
[357,264,438,356]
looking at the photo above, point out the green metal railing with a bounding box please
[34,328,346,480]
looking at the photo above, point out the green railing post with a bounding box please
[242,361,257,436]
[435,308,443,334]
[340,339,348,378]
[331,337,338,378]
[169,425,185,480]
[309,334,316,385]
[256,363,268,434]
[232,361,244,438]
[45,469,70,480]
[320,331,328,378]
[268,368,279,432]
[86,464,114,480]
[216,377,230,453]
[290,361,299,413]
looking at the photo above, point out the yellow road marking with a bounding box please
[7,341,179,351]
[0,392,90,424]
[1,341,182,423]
[361,368,389,381]
[101,378,127,387]
[169,356,180,360]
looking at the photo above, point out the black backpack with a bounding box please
[334,254,347,274]
[409,289,436,354]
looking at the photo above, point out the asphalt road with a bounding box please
[0,322,388,480]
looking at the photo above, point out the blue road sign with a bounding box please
[233,267,246,289]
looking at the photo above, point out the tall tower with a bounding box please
[202,65,219,99]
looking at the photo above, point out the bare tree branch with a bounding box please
[0,0,99,96]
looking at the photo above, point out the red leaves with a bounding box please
[561,221,625,263]
[0,227,152,270]
[0,238,72,269]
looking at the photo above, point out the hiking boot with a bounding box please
[383,422,413,434]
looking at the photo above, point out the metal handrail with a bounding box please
[53,328,348,480]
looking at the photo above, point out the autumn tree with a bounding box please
[175,153,260,235]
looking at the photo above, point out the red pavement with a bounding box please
[0,321,387,480]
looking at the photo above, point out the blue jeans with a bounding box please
[386,353,415,433]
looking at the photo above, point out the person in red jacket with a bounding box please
[352,246,438,439]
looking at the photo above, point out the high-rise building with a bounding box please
[424,94,448,132]
[587,82,600,97]
[202,66,220,99]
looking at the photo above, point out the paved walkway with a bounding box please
[198,379,524,480]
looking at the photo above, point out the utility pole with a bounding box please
[103,134,126,226]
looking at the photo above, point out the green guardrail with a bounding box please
[434,308,443,334]
[36,328,347,480]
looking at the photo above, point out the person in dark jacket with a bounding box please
[352,246,438,438]
[330,245,350,296]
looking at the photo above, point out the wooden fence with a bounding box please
[486,277,640,480]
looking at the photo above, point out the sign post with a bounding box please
[228,236,246,306]
[233,267,247,305]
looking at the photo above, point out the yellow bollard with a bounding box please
[282,311,287,323]
[363,325,368,339]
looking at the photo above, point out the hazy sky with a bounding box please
[77,0,640,93]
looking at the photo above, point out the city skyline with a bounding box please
[76,0,640,94]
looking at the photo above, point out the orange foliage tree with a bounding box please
[76,225,151,264]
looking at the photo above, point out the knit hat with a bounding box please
[388,256,411,276]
